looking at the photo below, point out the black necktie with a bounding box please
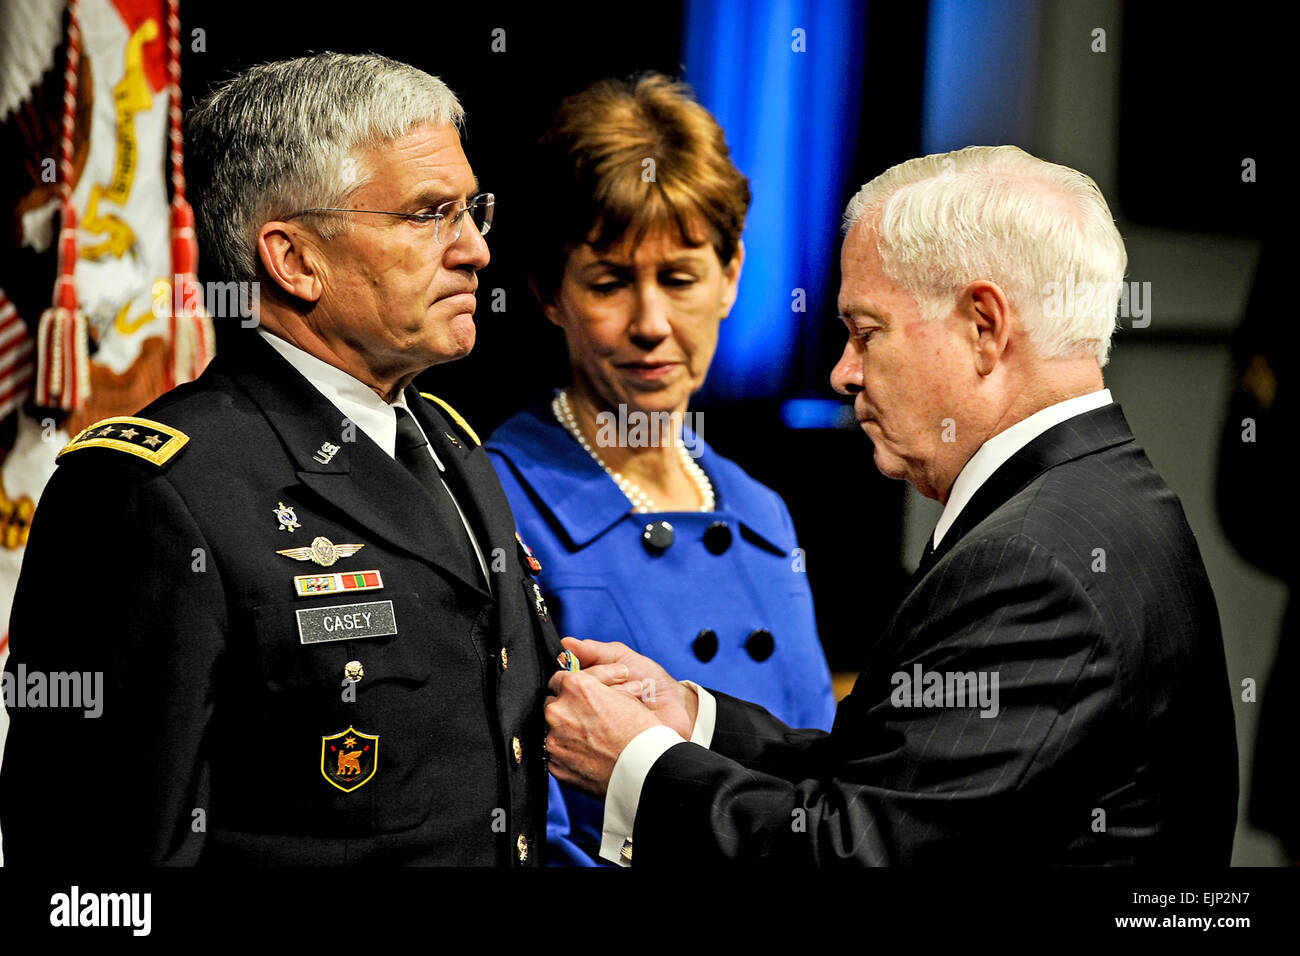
[393,406,481,586]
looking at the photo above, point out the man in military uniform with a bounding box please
[0,53,564,865]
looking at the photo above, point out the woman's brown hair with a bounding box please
[527,72,751,303]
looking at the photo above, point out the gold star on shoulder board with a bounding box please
[142,434,163,448]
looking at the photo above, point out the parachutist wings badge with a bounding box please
[277,536,365,567]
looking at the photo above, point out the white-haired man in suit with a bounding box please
[543,145,1238,866]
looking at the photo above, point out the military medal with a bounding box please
[516,532,542,572]
[277,535,364,567]
[294,570,384,596]
[273,501,301,532]
[557,650,580,672]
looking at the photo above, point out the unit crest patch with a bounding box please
[322,726,378,792]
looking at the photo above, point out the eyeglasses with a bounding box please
[285,192,494,244]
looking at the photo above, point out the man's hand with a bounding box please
[545,671,662,796]
[560,637,698,739]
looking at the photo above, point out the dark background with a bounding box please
[178,1,1267,675]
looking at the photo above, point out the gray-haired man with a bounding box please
[0,53,565,866]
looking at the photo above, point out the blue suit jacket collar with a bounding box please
[486,403,790,553]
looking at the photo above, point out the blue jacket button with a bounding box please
[704,521,732,554]
[693,629,718,662]
[642,520,674,553]
[745,628,775,662]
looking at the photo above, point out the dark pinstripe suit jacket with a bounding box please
[634,404,1238,865]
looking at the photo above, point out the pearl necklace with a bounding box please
[552,389,715,513]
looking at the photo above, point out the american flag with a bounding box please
[0,288,35,421]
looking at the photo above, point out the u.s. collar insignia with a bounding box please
[277,535,364,567]
[273,501,301,532]
[322,726,378,792]
[516,532,542,573]
[313,441,341,465]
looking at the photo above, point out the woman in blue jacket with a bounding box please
[486,73,835,865]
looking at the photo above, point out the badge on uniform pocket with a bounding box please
[321,726,378,792]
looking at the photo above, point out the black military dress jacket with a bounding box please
[0,333,564,865]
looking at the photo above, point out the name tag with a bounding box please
[297,600,397,644]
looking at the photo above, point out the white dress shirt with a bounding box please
[259,330,491,588]
[598,387,1113,864]
[931,389,1112,548]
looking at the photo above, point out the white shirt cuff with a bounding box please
[597,682,718,865]
[599,725,684,865]
[681,680,716,748]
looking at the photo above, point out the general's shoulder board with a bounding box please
[58,417,189,467]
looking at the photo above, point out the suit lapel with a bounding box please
[297,442,492,598]
[221,334,490,597]
[912,535,940,581]
[408,389,565,658]
[405,388,519,572]
[926,403,1138,570]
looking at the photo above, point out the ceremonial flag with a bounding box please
[0,0,213,816]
